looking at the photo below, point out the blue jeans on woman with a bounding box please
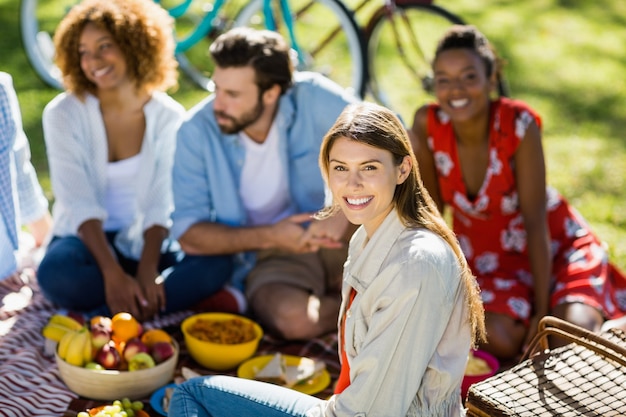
[170,375,325,416]
[37,232,233,316]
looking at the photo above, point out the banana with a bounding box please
[57,329,76,360]
[83,331,94,364]
[42,314,85,343]
[42,323,72,342]
[48,314,84,331]
[65,328,90,367]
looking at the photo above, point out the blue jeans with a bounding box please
[170,375,325,416]
[37,233,233,316]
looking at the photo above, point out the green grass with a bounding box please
[2,0,625,270]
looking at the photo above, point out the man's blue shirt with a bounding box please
[171,72,357,289]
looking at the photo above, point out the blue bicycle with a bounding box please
[20,0,367,97]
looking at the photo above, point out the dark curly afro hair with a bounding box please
[53,0,178,96]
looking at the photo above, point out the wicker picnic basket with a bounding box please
[466,316,626,417]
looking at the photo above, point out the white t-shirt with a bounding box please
[103,152,142,231]
[239,123,295,226]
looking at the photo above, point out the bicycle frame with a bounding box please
[156,0,227,52]
[159,0,306,68]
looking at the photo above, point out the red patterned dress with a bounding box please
[425,97,626,324]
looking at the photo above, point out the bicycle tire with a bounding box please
[19,0,75,89]
[235,0,367,98]
[366,3,509,123]
[18,0,242,91]
[365,3,466,122]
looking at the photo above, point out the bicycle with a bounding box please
[345,0,507,121]
[19,0,367,97]
[21,0,505,121]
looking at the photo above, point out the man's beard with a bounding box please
[214,96,264,135]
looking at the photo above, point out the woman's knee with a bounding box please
[39,238,90,283]
[551,302,604,332]
[251,286,315,340]
[38,237,105,308]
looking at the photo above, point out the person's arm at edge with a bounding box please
[4,73,52,246]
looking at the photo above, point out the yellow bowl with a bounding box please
[181,312,263,371]
[55,340,178,401]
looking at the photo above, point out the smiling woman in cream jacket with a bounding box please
[169,102,485,417]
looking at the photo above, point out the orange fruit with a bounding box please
[111,312,141,343]
[141,329,172,348]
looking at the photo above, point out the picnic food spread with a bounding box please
[42,310,332,409]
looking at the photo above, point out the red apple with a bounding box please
[123,337,149,362]
[95,341,121,370]
[91,325,112,349]
[151,342,175,364]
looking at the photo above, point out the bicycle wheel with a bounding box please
[20,0,76,89]
[159,0,248,91]
[365,3,465,123]
[235,0,367,98]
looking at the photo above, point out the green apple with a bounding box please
[128,352,156,371]
[85,362,104,370]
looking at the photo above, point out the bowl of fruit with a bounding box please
[53,312,179,401]
[181,312,263,371]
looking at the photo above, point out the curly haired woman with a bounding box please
[37,0,205,321]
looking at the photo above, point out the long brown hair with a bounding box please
[318,102,486,345]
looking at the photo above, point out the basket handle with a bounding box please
[520,316,626,367]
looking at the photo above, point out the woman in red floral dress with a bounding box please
[410,25,626,360]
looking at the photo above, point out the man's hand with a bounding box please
[300,213,350,251]
[267,213,316,253]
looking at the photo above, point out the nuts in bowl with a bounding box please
[181,312,263,371]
